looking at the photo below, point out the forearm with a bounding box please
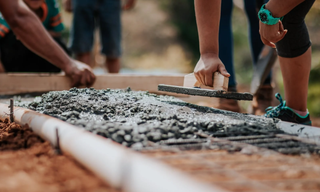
[265,0,305,17]
[194,0,221,56]
[0,0,72,71]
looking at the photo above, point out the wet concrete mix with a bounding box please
[24,88,319,154]
[0,119,117,192]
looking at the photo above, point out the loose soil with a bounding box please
[0,119,117,192]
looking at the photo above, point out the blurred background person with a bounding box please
[0,0,70,73]
[215,0,273,114]
[64,0,136,73]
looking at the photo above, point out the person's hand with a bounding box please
[63,0,72,13]
[64,60,96,87]
[194,54,230,86]
[122,0,136,10]
[259,20,287,48]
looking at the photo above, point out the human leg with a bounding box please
[69,0,96,67]
[106,57,120,73]
[219,0,235,87]
[244,0,265,67]
[244,0,273,115]
[211,0,241,112]
[264,0,315,124]
[98,0,122,73]
[279,47,311,112]
[245,0,272,85]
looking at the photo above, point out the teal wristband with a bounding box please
[258,4,283,25]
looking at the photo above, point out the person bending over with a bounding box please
[193,0,314,125]
[0,0,95,87]
[0,0,70,73]
[217,0,272,114]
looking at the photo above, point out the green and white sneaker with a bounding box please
[264,93,312,125]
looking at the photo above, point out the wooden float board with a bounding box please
[0,73,185,95]
[158,84,253,101]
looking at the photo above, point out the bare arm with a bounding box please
[193,0,229,86]
[194,0,220,56]
[0,0,95,86]
[0,0,72,72]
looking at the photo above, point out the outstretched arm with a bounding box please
[194,0,229,86]
[0,0,72,72]
[0,0,95,87]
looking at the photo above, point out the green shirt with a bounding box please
[0,0,64,39]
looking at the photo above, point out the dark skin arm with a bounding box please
[193,0,229,86]
[0,0,96,87]
[259,0,305,48]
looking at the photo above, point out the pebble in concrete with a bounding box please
[27,88,282,148]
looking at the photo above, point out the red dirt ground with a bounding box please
[0,119,117,192]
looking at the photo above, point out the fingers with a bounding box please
[86,70,96,87]
[194,71,205,86]
[273,21,287,42]
[80,72,87,87]
[194,72,201,84]
[279,20,284,32]
[204,71,213,86]
[194,71,213,86]
[90,73,97,86]
[261,36,276,48]
[218,64,230,77]
[71,74,80,88]
[278,29,288,42]
[259,20,287,47]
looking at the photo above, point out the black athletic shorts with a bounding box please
[275,0,315,58]
[0,32,70,73]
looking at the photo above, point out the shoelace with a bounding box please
[264,93,285,118]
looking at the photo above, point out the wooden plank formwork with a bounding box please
[0,73,185,95]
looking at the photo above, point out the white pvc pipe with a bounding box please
[277,121,320,144]
[0,103,226,192]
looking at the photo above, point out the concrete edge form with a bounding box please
[0,103,226,192]
[277,121,320,144]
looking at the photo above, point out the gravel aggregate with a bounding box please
[24,88,283,149]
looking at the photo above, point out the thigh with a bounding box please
[98,0,122,57]
[220,0,233,17]
[69,0,96,53]
[275,0,315,58]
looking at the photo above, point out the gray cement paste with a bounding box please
[22,88,319,154]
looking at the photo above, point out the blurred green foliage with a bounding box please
[308,65,320,117]
[161,0,199,62]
